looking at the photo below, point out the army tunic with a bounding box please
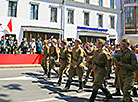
[41,45,49,73]
[48,44,59,77]
[84,47,94,77]
[68,45,84,82]
[92,48,108,91]
[117,48,138,102]
[59,46,71,78]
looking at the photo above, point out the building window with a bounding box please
[50,7,57,22]
[84,12,89,26]
[85,0,89,4]
[68,10,74,24]
[125,0,138,4]
[110,0,114,9]
[98,14,103,27]
[99,0,103,7]
[8,1,17,17]
[30,4,38,20]
[110,16,115,29]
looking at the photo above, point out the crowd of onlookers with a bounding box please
[1,35,138,56]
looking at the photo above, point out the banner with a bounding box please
[0,54,43,65]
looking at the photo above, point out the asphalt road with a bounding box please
[0,67,137,102]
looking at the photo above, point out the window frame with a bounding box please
[84,12,90,26]
[8,1,17,17]
[98,14,103,27]
[30,4,39,20]
[110,16,115,29]
[110,0,114,9]
[99,0,103,7]
[50,7,57,22]
[68,9,74,24]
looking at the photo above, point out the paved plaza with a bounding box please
[0,67,137,102]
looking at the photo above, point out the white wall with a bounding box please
[0,0,121,43]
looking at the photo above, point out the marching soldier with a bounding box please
[89,39,112,102]
[62,39,84,93]
[115,39,138,102]
[83,42,94,86]
[55,40,71,86]
[48,39,59,79]
[41,40,49,76]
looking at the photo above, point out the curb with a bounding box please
[0,64,41,68]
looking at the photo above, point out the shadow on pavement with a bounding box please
[3,84,23,91]
[0,94,9,97]
[0,98,11,102]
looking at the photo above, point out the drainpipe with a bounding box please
[62,0,66,40]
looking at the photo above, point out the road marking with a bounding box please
[23,92,91,102]
[23,88,117,102]
[0,75,40,81]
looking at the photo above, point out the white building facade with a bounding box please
[0,0,122,44]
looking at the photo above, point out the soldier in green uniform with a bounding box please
[89,39,112,102]
[62,39,84,93]
[83,42,94,86]
[41,40,49,76]
[115,39,138,102]
[54,40,71,86]
[48,39,59,79]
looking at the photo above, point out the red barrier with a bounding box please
[0,54,43,65]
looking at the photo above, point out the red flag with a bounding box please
[7,19,12,32]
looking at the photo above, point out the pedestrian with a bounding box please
[30,39,36,54]
[36,37,43,54]
[115,39,138,102]
[62,39,84,93]
[13,39,20,54]
[0,36,6,54]
[19,38,28,54]
[54,40,71,87]
[89,38,112,102]
[9,36,14,54]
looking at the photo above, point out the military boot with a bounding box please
[54,77,62,87]
[61,80,71,92]
[101,88,112,101]
[43,68,48,76]
[77,82,83,93]
[122,97,133,102]
[89,90,98,102]
[47,72,51,80]
[112,88,121,96]
[132,87,137,97]
[83,76,88,87]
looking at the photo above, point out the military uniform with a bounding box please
[48,43,59,78]
[117,48,138,102]
[56,45,71,86]
[83,46,94,86]
[135,70,138,89]
[62,43,84,92]
[41,41,49,75]
[89,39,112,102]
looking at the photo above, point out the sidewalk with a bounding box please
[0,64,41,68]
